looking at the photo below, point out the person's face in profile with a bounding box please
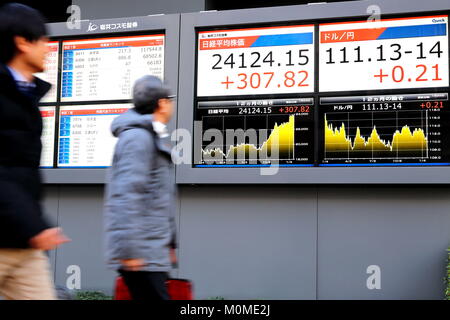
[15,35,49,73]
[157,97,175,124]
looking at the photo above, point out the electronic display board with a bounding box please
[61,34,164,102]
[35,41,59,103]
[33,3,450,184]
[197,25,315,96]
[193,13,450,169]
[319,15,449,92]
[36,13,180,184]
[39,107,56,168]
[318,92,450,166]
[176,1,450,184]
[57,104,132,167]
[194,24,315,167]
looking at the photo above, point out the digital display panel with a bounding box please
[195,24,316,167]
[57,104,132,167]
[61,34,164,102]
[39,107,56,168]
[318,93,450,166]
[197,25,315,97]
[319,15,449,92]
[35,41,59,103]
[193,98,315,167]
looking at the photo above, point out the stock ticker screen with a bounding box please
[50,33,165,168]
[193,13,450,168]
[36,13,450,171]
[194,24,316,167]
[39,107,56,168]
[35,41,59,103]
[318,14,449,166]
[57,104,132,167]
[61,34,164,102]
[34,32,166,168]
[318,93,450,166]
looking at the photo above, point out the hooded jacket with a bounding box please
[104,108,177,272]
[0,64,52,248]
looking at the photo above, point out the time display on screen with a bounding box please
[319,15,449,92]
[57,104,132,167]
[197,25,315,96]
[61,35,164,102]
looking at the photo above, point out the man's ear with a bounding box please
[154,99,162,113]
[14,36,30,55]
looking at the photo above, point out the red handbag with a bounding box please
[114,276,194,300]
[166,278,194,300]
[114,276,131,300]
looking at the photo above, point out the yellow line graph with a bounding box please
[203,115,295,160]
[325,116,428,152]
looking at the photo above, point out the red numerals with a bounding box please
[280,105,310,113]
[374,64,442,84]
[420,101,444,109]
[223,71,309,90]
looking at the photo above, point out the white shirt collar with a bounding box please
[152,121,169,138]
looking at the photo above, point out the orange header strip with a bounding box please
[199,24,314,34]
[60,108,129,116]
[63,39,163,50]
[40,110,55,117]
[63,34,164,44]
[320,14,448,26]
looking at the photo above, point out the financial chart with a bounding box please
[194,24,316,167]
[318,93,450,165]
[194,99,314,167]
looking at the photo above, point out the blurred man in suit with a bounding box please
[0,3,69,300]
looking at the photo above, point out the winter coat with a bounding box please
[104,108,177,272]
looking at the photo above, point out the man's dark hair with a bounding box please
[133,75,173,115]
[0,3,47,64]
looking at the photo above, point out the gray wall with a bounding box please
[43,185,450,299]
[72,0,205,20]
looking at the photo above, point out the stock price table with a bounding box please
[39,107,56,168]
[35,41,59,103]
[58,104,132,167]
[61,35,164,102]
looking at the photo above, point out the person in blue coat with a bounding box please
[104,75,177,300]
